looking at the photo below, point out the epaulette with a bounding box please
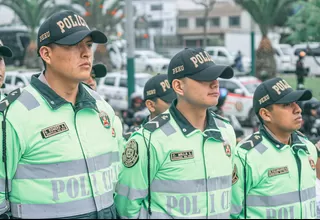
[240,133,263,151]
[0,88,22,112]
[295,130,306,138]
[123,126,141,140]
[210,111,230,124]
[143,113,170,132]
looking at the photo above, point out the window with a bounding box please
[196,18,205,27]
[210,17,220,27]
[15,76,26,86]
[151,4,162,11]
[178,18,188,28]
[5,75,12,85]
[224,81,240,93]
[218,51,227,57]
[104,77,116,86]
[229,16,240,27]
[207,50,214,56]
[150,20,163,28]
[119,78,127,88]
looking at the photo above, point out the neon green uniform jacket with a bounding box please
[0,73,122,219]
[231,126,317,219]
[115,100,236,219]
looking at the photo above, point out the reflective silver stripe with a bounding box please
[214,118,226,128]
[135,207,230,219]
[14,152,119,179]
[0,178,11,192]
[17,90,40,111]
[247,187,316,207]
[161,122,176,136]
[254,143,268,154]
[87,89,102,100]
[151,175,231,194]
[231,204,242,215]
[0,200,8,213]
[11,191,114,218]
[116,183,148,200]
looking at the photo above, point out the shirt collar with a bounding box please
[260,125,308,152]
[31,72,97,111]
[169,99,224,141]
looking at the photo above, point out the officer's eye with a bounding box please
[283,103,293,107]
[87,43,93,48]
[0,57,3,61]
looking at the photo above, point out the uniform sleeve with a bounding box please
[114,131,160,219]
[113,115,125,156]
[230,149,254,219]
[0,118,24,215]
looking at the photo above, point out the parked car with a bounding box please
[292,42,320,76]
[3,70,34,94]
[97,72,152,111]
[219,75,261,126]
[134,50,170,73]
[273,44,295,73]
[206,46,251,73]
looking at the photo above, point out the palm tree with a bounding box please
[235,0,296,80]
[72,0,125,69]
[0,0,76,69]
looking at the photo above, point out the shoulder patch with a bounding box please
[143,113,170,132]
[210,111,230,124]
[240,133,263,151]
[122,139,139,168]
[0,88,22,112]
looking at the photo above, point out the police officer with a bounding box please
[115,48,236,218]
[0,40,13,99]
[123,74,176,140]
[0,11,121,219]
[231,77,317,219]
[83,63,107,91]
[296,51,307,89]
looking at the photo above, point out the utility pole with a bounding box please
[250,17,255,76]
[126,0,135,106]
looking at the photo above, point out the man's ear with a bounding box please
[145,100,156,113]
[259,108,272,123]
[171,79,184,96]
[39,46,53,65]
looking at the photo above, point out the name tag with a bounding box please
[170,150,194,161]
[268,166,289,177]
[41,122,69,139]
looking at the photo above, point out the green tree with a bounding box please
[72,0,125,69]
[0,0,76,68]
[235,0,296,80]
[286,0,320,44]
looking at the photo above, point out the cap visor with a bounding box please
[55,30,108,45]
[187,65,234,81]
[0,46,13,57]
[92,64,107,78]
[275,90,312,104]
[159,92,176,104]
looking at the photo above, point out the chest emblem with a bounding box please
[99,111,110,128]
[224,142,231,157]
[309,156,316,170]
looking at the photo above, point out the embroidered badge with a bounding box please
[122,139,139,168]
[224,143,231,157]
[309,156,316,170]
[170,150,194,161]
[268,166,289,177]
[99,111,110,128]
[41,122,69,139]
[232,164,239,185]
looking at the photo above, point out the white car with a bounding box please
[3,70,34,94]
[134,50,170,73]
[97,72,152,111]
[273,44,295,73]
[205,46,251,73]
[219,75,261,126]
